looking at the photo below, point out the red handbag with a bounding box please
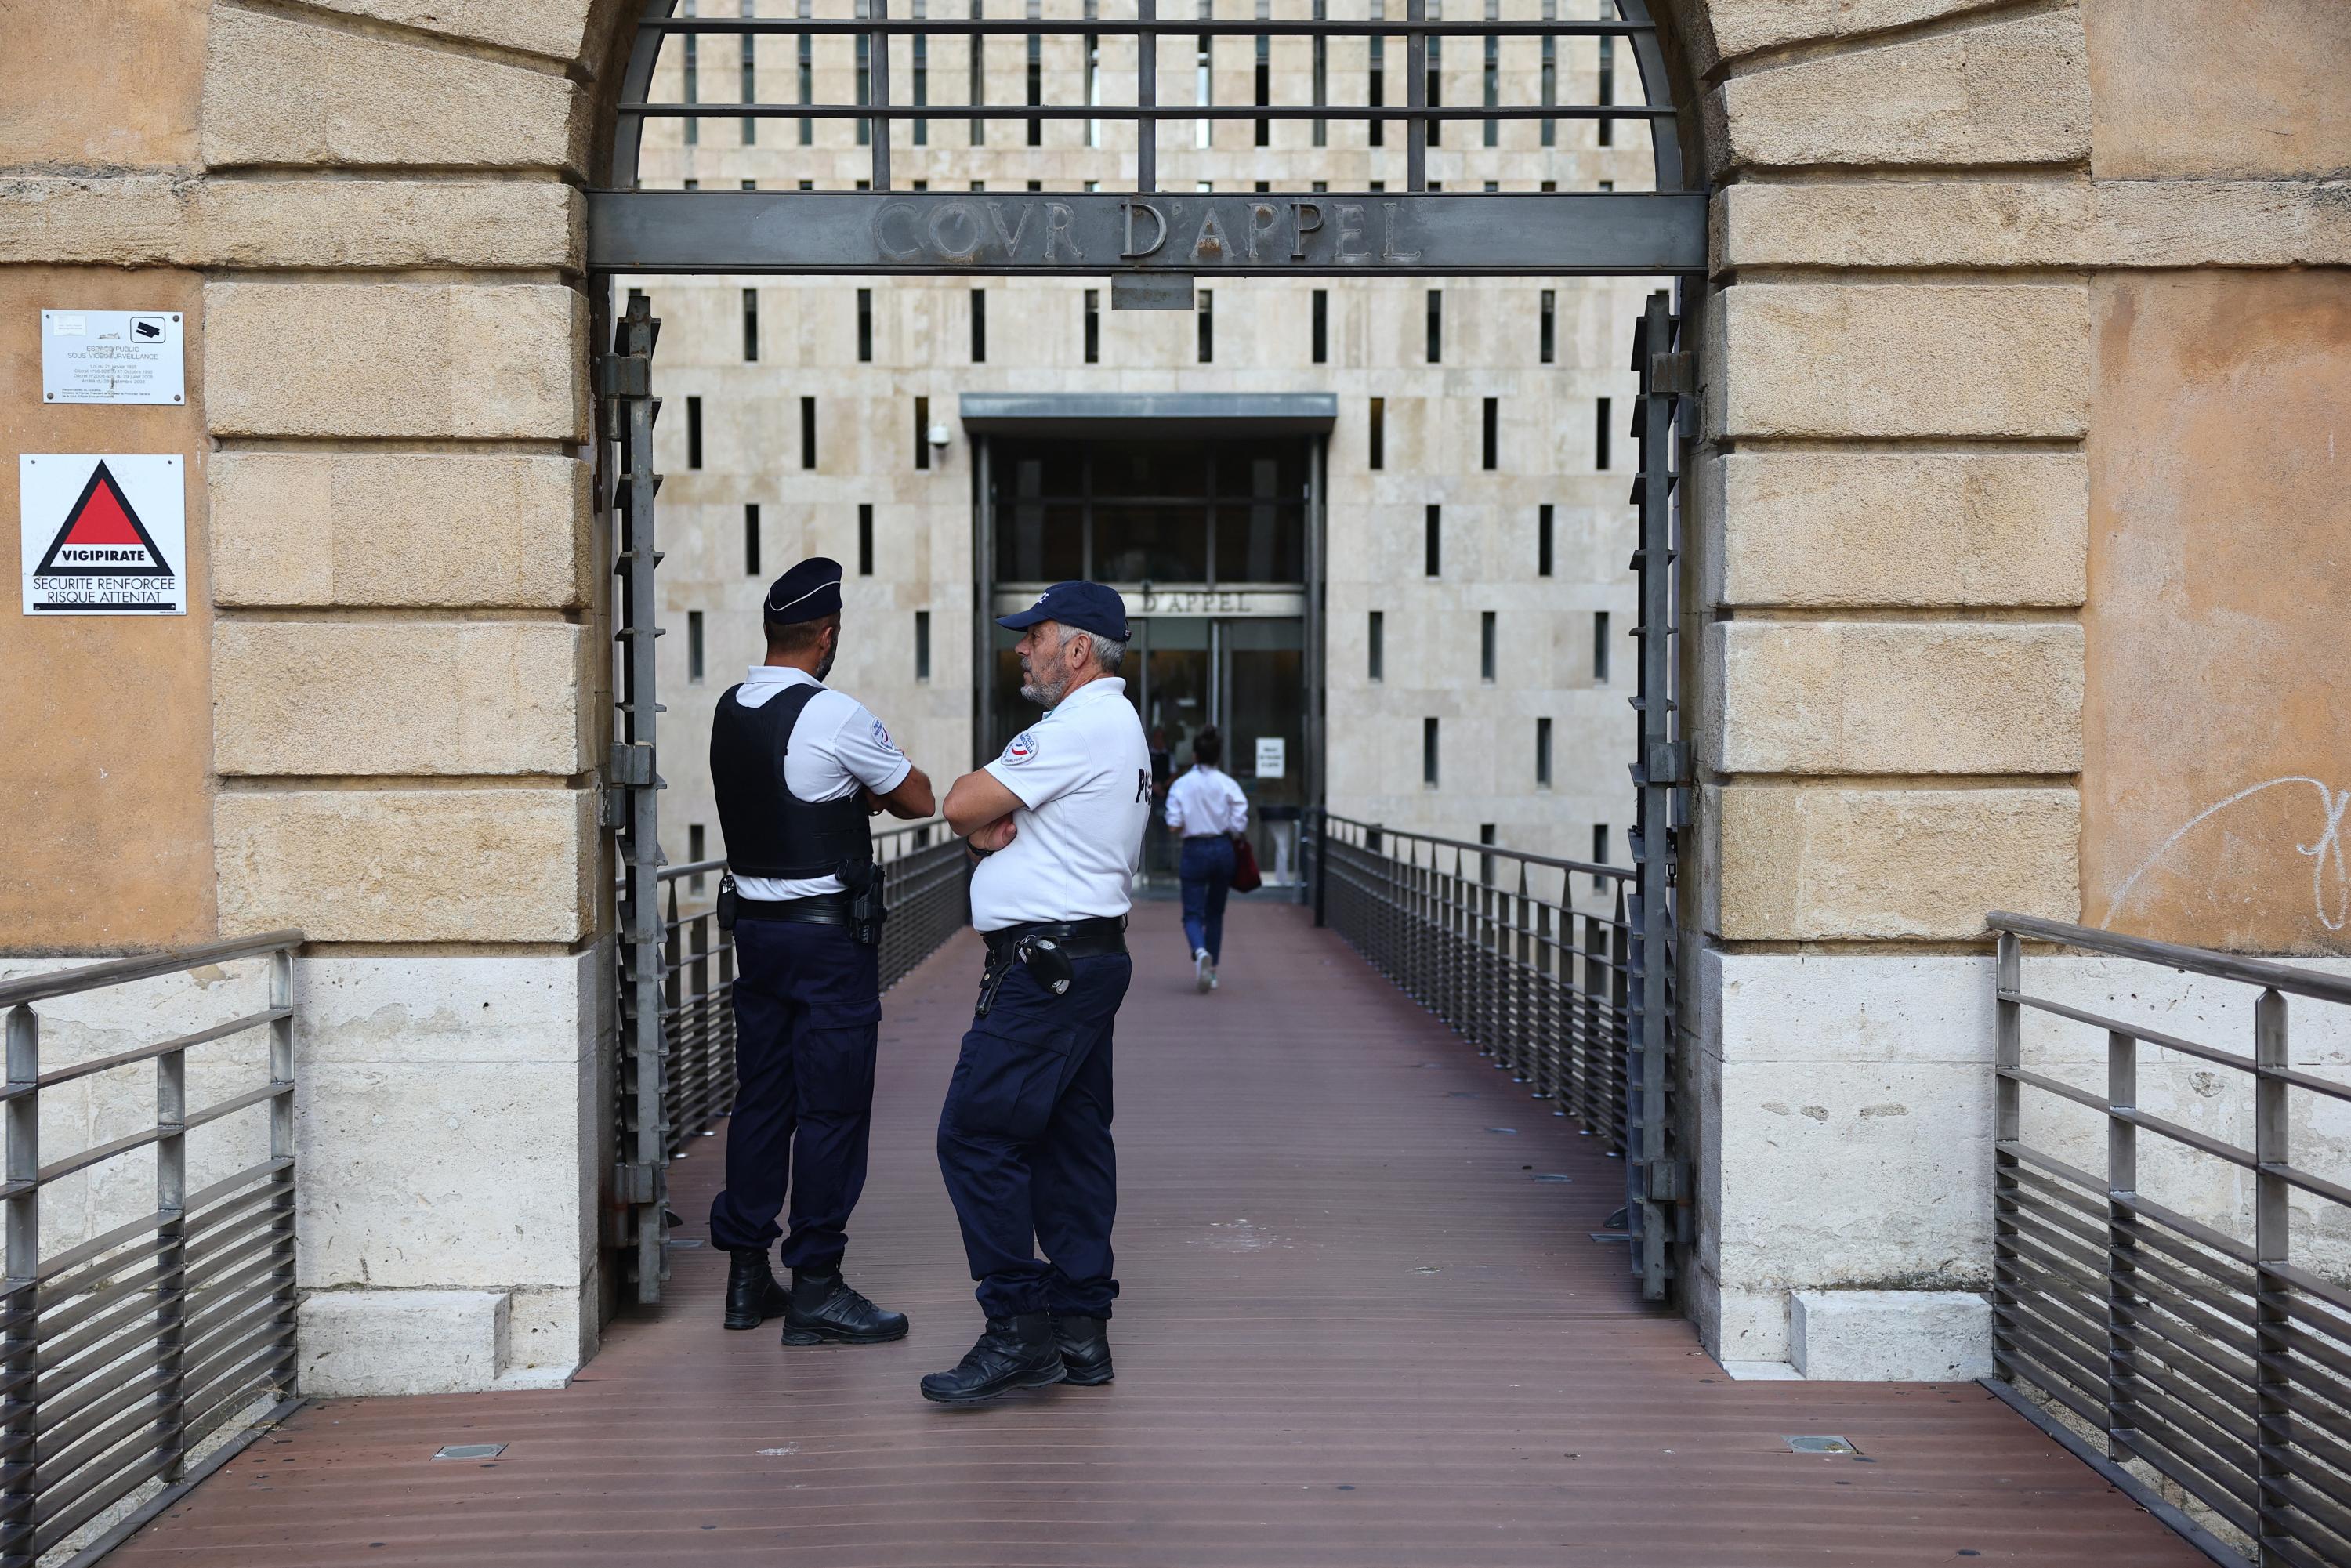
[1230,832,1263,894]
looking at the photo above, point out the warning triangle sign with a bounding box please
[34,461,174,577]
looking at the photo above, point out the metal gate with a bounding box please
[589,1,1707,1304]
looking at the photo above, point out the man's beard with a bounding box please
[1019,660,1067,708]
[815,644,838,681]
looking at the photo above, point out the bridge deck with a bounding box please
[114,902,2197,1566]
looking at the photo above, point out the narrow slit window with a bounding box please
[1482,32,1498,148]
[1196,29,1213,150]
[1027,34,1043,145]
[1369,397,1385,469]
[1539,290,1555,364]
[1594,610,1610,685]
[915,610,933,681]
[740,5,757,146]
[690,824,707,890]
[1479,823,1496,885]
[968,0,986,145]
[856,34,871,146]
[744,502,761,576]
[800,397,817,469]
[1311,290,1328,365]
[1424,504,1440,577]
[1538,504,1554,578]
[1425,33,1440,147]
[1540,34,1555,146]
[1598,34,1615,147]
[1367,34,1384,147]
[971,288,987,363]
[858,503,875,574]
[798,27,813,144]
[1425,289,1442,364]
[1481,397,1498,470]
[1254,33,1270,147]
[914,33,929,144]
[1592,824,1608,887]
[857,288,873,362]
[742,288,759,363]
[1084,289,1100,364]
[687,610,705,682]
[1596,396,1612,471]
[915,396,931,469]
[686,396,703,469]
[1311,0,1328,147]
[1535,717,1552,787]
[683,18,698,145]
[1085,30,1102,147]
[1422,717,1440,787]
[1368,610,1384,683]
[1197,290,1214,364]
[1480,610,1496,682]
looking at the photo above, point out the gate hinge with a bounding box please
[596,353,652,398]
[1648,349,1695,397]
[599,786,627,831]
[608,742,656,788]
[1643,1159,1686,1203]
[614,1161,658,1206]
[1636,742,1690,787]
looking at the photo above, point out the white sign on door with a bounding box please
[42,310,187,405]
[20,455,187,616]
[1255,737,1287,779]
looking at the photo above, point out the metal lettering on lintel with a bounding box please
[588,190,1706,277]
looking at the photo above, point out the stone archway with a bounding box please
[6,0,2347,1392]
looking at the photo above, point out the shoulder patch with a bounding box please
[871,716,897,752]
[1003,730,1039,766]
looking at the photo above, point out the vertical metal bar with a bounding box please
[155,982,189,1484]
[2255,987,2289,1567]
[1993,929,2021,1384]
[2106,1025,2139,1468]
[1404,0,1426,190]
[870,0,893,190]
[974,433,994,767]
[1136,0,1157,193]
[1313,809,1329,927]
[2,1005,38,1567]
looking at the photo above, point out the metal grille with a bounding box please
[0,932,302,1568]
[1987,911,2351,1568]
[1316,813,1632,1152]
[592,0,1702,276]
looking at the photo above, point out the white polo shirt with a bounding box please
[728,664,912,900]
[970,675,1152,932]
[1165,762,1250,838]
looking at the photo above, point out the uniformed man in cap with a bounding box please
[921,581,1151,1404]
[708,556,935,1346]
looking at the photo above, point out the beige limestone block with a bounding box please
[2085,0,2351,179]
[1708,283,2089,440]
[294,0,606,63]
[0,178,581,272]
[1712,784,2079,940]
[205,283,586,440]
[212,453,589,609]
[215,621,586,777]
[0,0,205,170]
[1715,179,2351,273]
[1713,621,2083,775]
[1711,9,2089,175]
[1710,450,2087,608]
[1676,0,2007,69]
[201,7,585,173]
[216,788,595,943]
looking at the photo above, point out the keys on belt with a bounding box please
[975,935,1076,1019]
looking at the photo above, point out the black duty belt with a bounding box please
[981,916,1128,961]
[734,893,854,926]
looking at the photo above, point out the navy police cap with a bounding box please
[764,556,845,624]
[996,580,1130,643]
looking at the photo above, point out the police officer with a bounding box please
[708,556,934,1346]
[922,581,1150,1404]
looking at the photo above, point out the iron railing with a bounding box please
[0,932,302,1568]
[655,820,971,1162]
[1987,911,2351,1568]
[1316,813,1632,1151]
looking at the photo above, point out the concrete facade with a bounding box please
[0,0,2344,1397]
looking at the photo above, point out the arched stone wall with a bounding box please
[2,0,2346,1389]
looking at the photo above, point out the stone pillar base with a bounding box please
[1790,1289,1994,1382]
[299,1287,581,1396]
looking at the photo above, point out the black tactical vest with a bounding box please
[708,683,875,881]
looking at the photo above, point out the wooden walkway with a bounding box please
[114,903,2199,1566]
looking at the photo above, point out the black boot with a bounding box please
[918,1314,1067,1405]
[1052,1315,1114,1385]
[781,1269,910,1345]
[723,1248,788,1331]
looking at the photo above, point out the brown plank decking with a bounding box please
[110,901,2201,1567]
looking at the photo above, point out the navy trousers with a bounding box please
[1179,835,1236,963]
[708,918,880,1270]
[937,951,1130,1320]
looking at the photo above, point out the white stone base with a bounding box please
[1719,1360,1806,1381]
[1790,1289,1993,1382]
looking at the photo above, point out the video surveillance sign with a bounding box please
[41,310,186,405]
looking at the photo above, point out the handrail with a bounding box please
[656,820,955,888]
[1988,910,2351,1008]
[0,930,304,1012]
[1319,811,1631,883]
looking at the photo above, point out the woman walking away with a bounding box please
[1164,727,1250,992]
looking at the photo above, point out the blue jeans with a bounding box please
[1179,835,1236,963]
